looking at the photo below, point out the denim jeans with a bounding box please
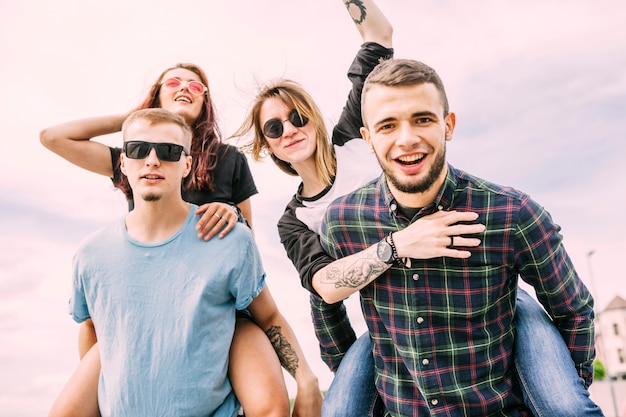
[323,289,604,416]
[514,288,604,417]
[322,332,380,417]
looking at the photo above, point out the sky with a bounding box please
[1,0,625,415]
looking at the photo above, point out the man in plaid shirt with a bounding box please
[318,58,599,416]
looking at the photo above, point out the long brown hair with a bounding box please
[115,63,222,200]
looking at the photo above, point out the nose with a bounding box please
[176,80,190,93]
[396,122,419,147]
[144,148,161,166]
[281,119,299,138]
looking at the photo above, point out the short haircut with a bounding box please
[122,108,193,149]
[361,59,450,125]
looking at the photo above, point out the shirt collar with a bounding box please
[294,176,335,203]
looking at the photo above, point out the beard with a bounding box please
[141,193,162,202]
[380,143,446,194]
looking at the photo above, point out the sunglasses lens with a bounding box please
[155,143,183,162]
[124,142,150,159]
[289,109,308,128]
[162,78,182,89]
[187,81,206,95]
[263,119,283,139]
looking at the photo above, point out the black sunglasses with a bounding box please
[263,109,309,139]
[123,141,189,162]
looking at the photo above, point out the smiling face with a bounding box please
[121,119,192,204]
[157,68,206,126]
[259,96,318,170]
[361,82,455,208]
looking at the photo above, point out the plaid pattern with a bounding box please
[310,293,357,371]
[320,165,595,417]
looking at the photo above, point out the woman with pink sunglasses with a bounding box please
[40,64,321,417]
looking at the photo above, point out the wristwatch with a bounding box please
[376,238,395,264]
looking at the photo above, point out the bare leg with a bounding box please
[48,343,101,417]
[78,319,97,359]
[229,317,290,417]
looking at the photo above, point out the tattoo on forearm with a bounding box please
[326,255,387,289]
[266,325,299,378]
[344,0,367,25]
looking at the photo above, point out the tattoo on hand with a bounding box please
[344,0,367,25]
[266,325,299,378]
[327,256,387,289]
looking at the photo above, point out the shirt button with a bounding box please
[412,273,420,281]
[437,205,444,211]
[390,203,397,212]
[431,399,439,406]
[416,317,424,324]
[422,358,429,366]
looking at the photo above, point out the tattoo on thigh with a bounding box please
[344,0,367,25]
[266,325,299,377]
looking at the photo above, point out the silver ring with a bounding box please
[213,213,221,220]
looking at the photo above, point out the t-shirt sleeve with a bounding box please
[229,227,266,310]
[69,251,90,323]
[228,148,258,205]
[278,199,334,295]
[332,42,394,146]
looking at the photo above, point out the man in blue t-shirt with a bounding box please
[59,108,321,416]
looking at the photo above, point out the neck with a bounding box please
[291,160,328,198]
[389,185,438,208]
[388,166,448,209]
[126,197,190,243]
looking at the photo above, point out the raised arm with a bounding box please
[344,0,393,48]
[332,0,394,146]
[40,114,128,178]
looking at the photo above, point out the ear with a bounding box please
[120,154,128,176]
[360,126,375,153]
[182,155,192,178]
[444,112,456,142]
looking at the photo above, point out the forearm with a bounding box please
[343,0,393,47]
[313,243,389,304]
[39,114,128,177]
[248,287,320,388]
[263,316,320,392]
[41,114,127,145]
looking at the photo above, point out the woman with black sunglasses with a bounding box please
[40,65,321,417]
[233,1,398,415]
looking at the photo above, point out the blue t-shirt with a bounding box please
[70,204,265,417]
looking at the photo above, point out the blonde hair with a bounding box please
[123,108,193,149]
[234,80,336,187]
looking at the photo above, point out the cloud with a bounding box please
[2,0,625,415]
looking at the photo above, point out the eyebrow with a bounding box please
[373,111,438,129]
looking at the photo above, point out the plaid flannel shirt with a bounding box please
[320,165,595,417]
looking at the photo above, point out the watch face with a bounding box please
[377,240,393,263]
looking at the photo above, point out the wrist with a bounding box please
[387,232,400,262]
[296,372,320,390]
